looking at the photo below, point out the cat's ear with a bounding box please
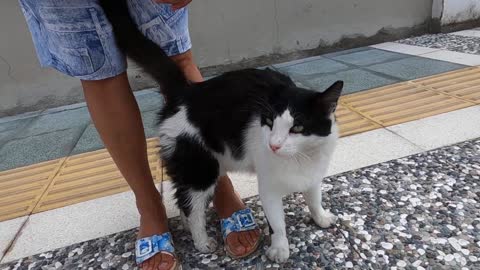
[317,81,343,113]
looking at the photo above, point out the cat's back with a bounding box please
[168,68,295,131]
[157,68,296,160]
[185,68,294,108]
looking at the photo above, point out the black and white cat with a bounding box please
[101,0,342,263]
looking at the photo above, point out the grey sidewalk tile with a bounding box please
[0,117,35,144]
[71,110,160,156]
[300,69,398,95]
[142,110,159,139]
[301,69,399,95]
[0,128,83,171]
[70,124,104,155]
[135,90,164,113]
[321,46,371,58]
[21,107,91,138]
[42,102,87,114]
[276,57,350,76]
[328,48,409,66]
[0,110,42,124]
[366,57,466,80]
[272,55,325,69]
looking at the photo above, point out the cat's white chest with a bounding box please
[259,150,332,194]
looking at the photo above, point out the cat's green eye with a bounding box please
[265,118,273,127]
[291,125,304,133]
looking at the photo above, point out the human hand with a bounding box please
[154,0,192,10]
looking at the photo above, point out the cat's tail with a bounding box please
[99,0,188,102]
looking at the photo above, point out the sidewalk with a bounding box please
[2,139,480,269]
[1,28,480,269]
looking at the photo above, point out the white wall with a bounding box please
[1,0,433,116]
[442,0,480,25]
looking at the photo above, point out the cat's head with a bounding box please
[260,81,343,157]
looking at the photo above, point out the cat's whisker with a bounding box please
[296,151,312,162]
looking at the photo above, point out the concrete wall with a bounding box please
[442,0,480,25]
[0,0,432,116]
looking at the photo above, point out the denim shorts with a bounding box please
[19,0,192,80]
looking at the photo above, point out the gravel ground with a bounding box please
[1,138,479,270]
[397,33,480,55]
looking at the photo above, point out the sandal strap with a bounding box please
[220,208,258,240]
[135,232,175,265]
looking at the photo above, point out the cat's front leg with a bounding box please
[303,182,337,228]
[259,184,290,263]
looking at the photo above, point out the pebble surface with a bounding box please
[1,138,479,269]
[397,32,480,55]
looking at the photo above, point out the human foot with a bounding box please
[136,192,178,270]
[213,176,262,258]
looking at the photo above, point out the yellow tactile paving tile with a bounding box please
[32,138,162,214]
[341,81,475,126]
[335,103,381,137]
[0,67,478,222]
[413,67,480,104]
[0,159,65,222]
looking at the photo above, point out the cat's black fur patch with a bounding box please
[165,134,219,215]
[99,0,343,218]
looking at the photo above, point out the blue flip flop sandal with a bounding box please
[220,208,262,259]
[136,232,181,269]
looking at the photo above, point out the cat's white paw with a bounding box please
[194,237,217,253]
[266,244,290,263]
[313,210,337,228]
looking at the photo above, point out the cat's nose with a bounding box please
[269,144,281,152]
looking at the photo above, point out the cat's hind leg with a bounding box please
[164,135,220,253]
[175,186,217,253]
[303,182,337,228]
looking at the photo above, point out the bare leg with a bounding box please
[171,50,261,257]
[82,73,174,270]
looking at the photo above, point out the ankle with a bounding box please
[135,191,164,215]
[213,192,245,218]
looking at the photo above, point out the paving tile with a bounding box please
[328,128,423,176]
[0,128,82,171]
[370,42,440,55]
[321,46,371,58]
[21,107,90,138]
[43,103,87,114]
[451,30,480,38]
[366,56,465,80]
[71,110,159,156]
[0,117,35,144]
[134,89,164,113]
[1,191,142,263]
[142,110,159,139]
[275,57,350,76]
[0,111,42,125]
[272,55,324,69]
[421,50,480,66]
[300,69,398,95]
[0,216,27,260]
[387,105,480,150]
[70,124,103,155]
[327,48,409,66]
